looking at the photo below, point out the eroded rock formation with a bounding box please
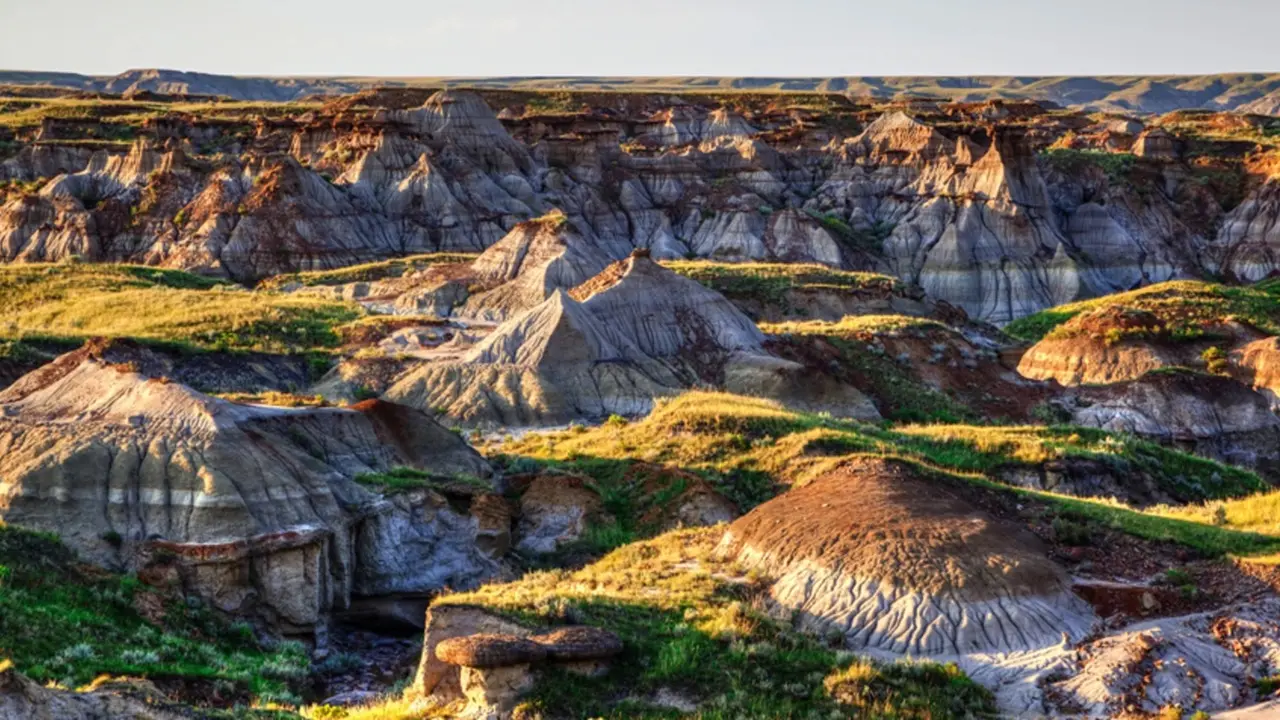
[0,340,499,637]
[1060,370,1280,476]
[380,252,879,427]
[2,91,1275,325]
[716,457,1097,713]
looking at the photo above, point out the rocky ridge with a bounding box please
[3,89,1280,324]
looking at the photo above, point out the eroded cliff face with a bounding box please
[2,91,1275,323]
[0,340,500,638]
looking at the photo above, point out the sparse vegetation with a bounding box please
[0,522,307,703]
[664,261,900,312]
[495,392,1274,553]
[433,528,998,719]
[761,314,944,336]
[804,210,895,255]
[1040,147,1137,182]
[354,466,489,495]
[1202,345,1229,374]
[256,253,477,290]
[761,317,974,423]
[0,95,320,132]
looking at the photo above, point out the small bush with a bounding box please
[1202,346,1229,375]
[1051,517,1093,547]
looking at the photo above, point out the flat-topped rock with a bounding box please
[436,634,548,668]
[530,626,623,661]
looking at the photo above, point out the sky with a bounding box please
[1,0,1278,78]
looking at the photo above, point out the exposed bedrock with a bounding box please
[1060,371,1280,477]
[381,254,880,427]
[716,458,1095,657]
[0,340,499,638]
[1234,336,1280,410]
[1045,599,1280,717]
[0,660,186,720]
[1015,306,1249,386]
[2,94,1273,323]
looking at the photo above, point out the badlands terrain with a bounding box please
[3,80,1280,719]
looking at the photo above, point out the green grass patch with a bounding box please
[759,317,972,424]
[803,210,895,255]
[1004,279,1280,342]
[494,392,1276,557]
[0,263,362,353]
[354,466,490,495]
[0,522,308,704]
[437,529,997,719]
[1039,148,1137,182]
[663,261,900,314]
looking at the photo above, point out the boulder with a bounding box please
[529,626,623,661]
[436,635,548,668]
[411,605,534,703]
[425,625,621,717]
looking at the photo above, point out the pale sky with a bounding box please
[1,0,1277,77]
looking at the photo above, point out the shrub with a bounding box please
[1213,505,1229,526]
[1051,517,1092,547]
[1202,346,1229,375]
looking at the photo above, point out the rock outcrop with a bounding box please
[0,660,184,720]
[510,473,606,555]
[1061,370,1280,476]
[0,91,542,281]
[383,252,879,426]
[409,604,623,717]
[0,91,1271,324]
[0,340,499,638]
[1045,600,1280,717]
[383,288,683,428]
[1017,307,1189,385]
[1233,335,1280,409]
[457,213,615,322]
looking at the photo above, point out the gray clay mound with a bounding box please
[458,216,615,322]
[0,339,499,632]
[717,457,1097,657]
[575,253,766,375]
[384,289,683,427]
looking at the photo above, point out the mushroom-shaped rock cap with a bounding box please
[530,626,623,661]
[435,634,548,668]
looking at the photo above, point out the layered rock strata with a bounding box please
[0,341,498,637]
